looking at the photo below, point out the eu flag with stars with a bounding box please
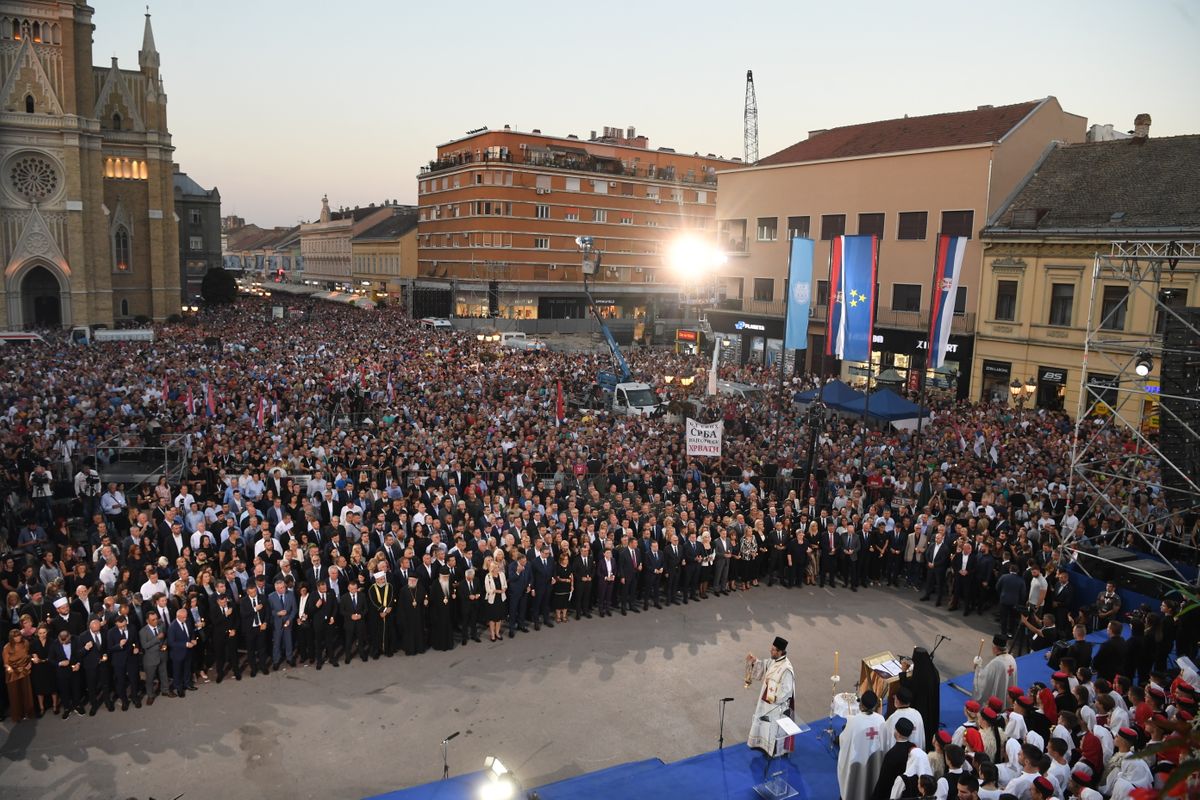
[829,234,878,363]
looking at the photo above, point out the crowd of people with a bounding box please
[0,296,1196,796]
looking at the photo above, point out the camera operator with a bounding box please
[74,461,102,522]
[100,482,129,535]
[28,463,54,528]
[1015,607,1058,658]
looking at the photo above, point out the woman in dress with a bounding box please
[28,624,56,717]
[729,532,743,591]
[482,557,507,642]
[3,628,34,722]
[698,531,714,599]
[552,551,573,624]
[739,527,758,590]
[804,521,820,586]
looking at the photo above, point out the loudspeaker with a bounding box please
[1160,308,1200,506]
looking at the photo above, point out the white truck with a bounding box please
[70,326,155,344]
[569,377,662,417]
[497,331,546,351]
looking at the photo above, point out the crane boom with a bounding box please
[583,278,632,383]
[744,69,759,165]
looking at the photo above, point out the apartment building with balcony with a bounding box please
[415,125,737,321]
[711,98,1086,394]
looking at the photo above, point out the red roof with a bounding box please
[757,100,1043,166]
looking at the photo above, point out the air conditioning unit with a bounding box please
[536,188,550,195]
[635,267,643,273]
[519,143,527,150]
[549,264,557,270]
[808,306,816,318]
[609,181,617,188]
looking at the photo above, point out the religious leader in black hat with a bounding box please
[745,636,796,756]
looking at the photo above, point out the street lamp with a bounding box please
[1009,379,1023,406]
[1024,378,1036,401]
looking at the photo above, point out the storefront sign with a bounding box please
[685,418,723,457]
[675,329,698,342]
[1038,367,1066,385]
[594,298,617,306]
[735,320,766,332]
[982,360,1011,379]
[915,339,958,353]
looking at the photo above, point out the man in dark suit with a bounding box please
[52,629,82,718]
[681,532,701,601]
[139,610,169,701]
[339,581,369,663]
[819,521,839,588]
[165,607,197,697]
[766,523,788,587]
[267,577,297,669]
[572,543,595,619]
[713,530,733,595]
[457,567,482,645]
[885,526,907,587]
[529,545,555,629]
[596,546,617,617]
[75,616,111,714]
[839,525,861,591]
[664,534,684,604]
[642,539,664,609]
[239,583,270,677]
[1091,621,1128,682]
[920,529,950,606]
[506,555,532,636]
[615,536,641,615]
[1050,569,1075,632]
[105,614,141,710]
[311,578,339,668]
[949,542,977,616]
[209,589,240,681]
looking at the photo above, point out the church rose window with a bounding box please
[9,155,58,201]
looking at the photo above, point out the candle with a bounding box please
[834,650,839,676]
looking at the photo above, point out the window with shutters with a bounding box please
[820,214,846,240]
[897,212,927,240]
[858,213,885,239]
[941,210,975,239]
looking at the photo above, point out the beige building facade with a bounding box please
[976,127,1199,423]
[299,197,395,287]
[711,98,1085,391]
[0,2,180,328]
[350,209,417,299]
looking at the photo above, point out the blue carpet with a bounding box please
[365,770,489,800]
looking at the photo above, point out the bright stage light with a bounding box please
[666,234,726,280]
[1134,350,1153,377]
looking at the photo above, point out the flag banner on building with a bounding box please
[685,418,723,457]
[784,237,814,351]
[927,234,967,369]
[826,234,878,362]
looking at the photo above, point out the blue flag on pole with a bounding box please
[785,237,814,351]
[828,234,878,363]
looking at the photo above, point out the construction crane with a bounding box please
[744,69,759,165]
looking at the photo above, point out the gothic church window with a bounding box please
[114,228,131,272]
[25,95,34,114]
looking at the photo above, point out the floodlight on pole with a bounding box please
[480,757,517,800]
[1133,350,1153,377]
[666,234,726,281]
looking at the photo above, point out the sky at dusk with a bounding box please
[93,0,1200,229]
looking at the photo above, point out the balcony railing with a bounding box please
[420,150,719,187]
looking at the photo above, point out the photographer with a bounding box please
[28,464,53,528]
[100,483,129,535]
[74,463,102,523]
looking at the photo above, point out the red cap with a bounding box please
[964,728,984,752]
[1007,686,1024,698]
[965,700,981,713]
[1052,670,1069,680]
[1033,775,1055,794]
[1118,726,1139,742]
[1016,695,1035,709]
[1178,681,1195,692]
[987,695,1003,712]
[1071,765,1093,784]
[1151,711,1169,723]
[1148,686,1167,699]
[981,706,999,722]
[936,730,953,745]
[1178,709,1195,722]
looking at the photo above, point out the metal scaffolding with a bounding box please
[1066,240,1200,584]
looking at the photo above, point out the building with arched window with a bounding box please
[0,2,180,329]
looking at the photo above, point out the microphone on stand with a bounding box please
[443,731,460,743]
[720,697,735,702]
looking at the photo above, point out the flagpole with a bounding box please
[912,232,942,507]
[863,236,880,424]
[776,241,795,454]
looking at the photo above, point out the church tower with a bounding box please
[0,1,180,329]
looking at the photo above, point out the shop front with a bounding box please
[851,328,974,400]
[1036,365,1067,411]
[705,309,788,369]
[980,360,1012,405]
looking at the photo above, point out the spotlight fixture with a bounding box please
[1134,350,1153,378]
[481,757,517,800]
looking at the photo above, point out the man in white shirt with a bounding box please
[140,567,167,601]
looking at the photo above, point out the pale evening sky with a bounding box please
[93,0,1199,229]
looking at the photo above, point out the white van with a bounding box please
[717,380,767,404]
[418,317,453,331]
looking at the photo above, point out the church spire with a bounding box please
[139,7,160,73]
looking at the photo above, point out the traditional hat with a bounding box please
[935,730,953,746]
[772,636,788,652]
[987,696,1004,712]
[894,717,914,737]
[1052,670,1069,680]
[1148,686,1167,700]
[860,690,878,711]
[1016,695,1035,709]
[1007,686,1024,699]
[53,597,68,609]
[1032,776,1055,795]
[964,700,981,713]
[981,707,999,722]
[1118,726,1139,743]
[1070,763,1094,785]
[373,571,386,580]
[992,634,1008,649]
[964,728,984,752]
[1178,708,1195,722]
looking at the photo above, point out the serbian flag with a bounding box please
[555,380,565,427]
[256,395,266,429]
[928,234,967,369]
[826,235,878,363]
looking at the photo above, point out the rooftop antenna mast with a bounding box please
[744,70,759,165]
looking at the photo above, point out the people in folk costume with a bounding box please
[367,571,395,658]
[398,575,426,656]
[973,634,1018,703]
[428,565,455,651]
[838,690,891,800]
[745,636,796,756]
[872,716,931,800]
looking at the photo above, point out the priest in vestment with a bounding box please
[973,634,1018,703]
[838,690,891,800]
[367,571,395,658]
[745,636,796,756]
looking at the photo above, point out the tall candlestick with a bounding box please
[834,650,839,676]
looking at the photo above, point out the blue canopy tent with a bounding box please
[840,388,928,422]
[793,379,865,410]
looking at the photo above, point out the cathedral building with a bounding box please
[0,2,179,329]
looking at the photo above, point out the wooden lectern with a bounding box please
[858,651,905,703]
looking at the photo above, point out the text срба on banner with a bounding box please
[685,417,723,457]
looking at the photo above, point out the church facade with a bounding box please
[0,1,179,329]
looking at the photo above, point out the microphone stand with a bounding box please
[718,697,734,749]
[929,634,949,659]
[441,731,460,780]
